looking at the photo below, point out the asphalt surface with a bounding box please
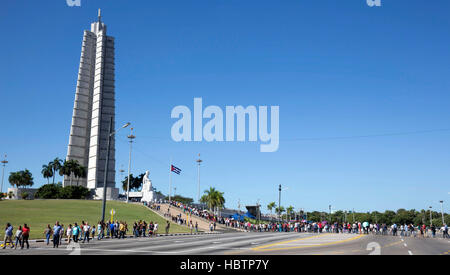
[1,232,449,255]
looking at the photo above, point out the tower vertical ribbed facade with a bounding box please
[65,10,118,199]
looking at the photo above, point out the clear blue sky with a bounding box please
[1,0,449,213]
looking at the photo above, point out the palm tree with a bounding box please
[267,202,276,218]
[200,187,216,211]
[59,159,79,186]
[74,165,87,186]
[275,206,285,220]
[8,172,21,188]
[200,187,226,214]
[49,158,62,184]
[8,170,34,189]
[41,164,53,184]
[213,190,225,215]
[286,206,294,221]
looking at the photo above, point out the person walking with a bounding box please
[72,223,80,243]
[14,226,22,250]
[165,221,170,235]
[44,225,52,246]
[431,224,436,238]
[21,224,30,249]
[109,222,115,239]
[91,224,96,241]
[118,221,125,239]
[3,223,14,249]
[53,222,62,248]
[82,222,91,243]
[97,222,103,240]
[59,224,65,245]
[66,225,73,244]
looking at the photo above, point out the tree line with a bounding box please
[267,202,449,227]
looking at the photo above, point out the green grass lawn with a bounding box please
[0,200,189,240]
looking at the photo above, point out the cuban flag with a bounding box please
[171,165,181,175]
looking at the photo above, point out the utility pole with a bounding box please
[126,128,135,203]
[196,154,202,203]
[278,184,282,222]
[101,119,130,223]
[329,205,332,222]
[440,201,445,226]
[1,155,8,194]
[429,206,433,227]
[257,199,261,224]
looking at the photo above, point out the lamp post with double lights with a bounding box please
[126,128,136,203]
[101,119,130,223]
[1,155,8,194]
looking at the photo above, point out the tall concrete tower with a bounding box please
[65,10,118,200]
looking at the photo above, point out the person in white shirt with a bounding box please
[66,225,73,244]
[82,223,91,243]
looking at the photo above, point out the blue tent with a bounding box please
[230,213,244,221]
[244,211,256,219]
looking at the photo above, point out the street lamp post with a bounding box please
[439,201,444,226]
[101,118,130,223]
[126,128,136,203]
[196,154,202,203]
[278,184,281,222]
[429,206,433,227]
[329,205,332,222]
[1,155,8,194]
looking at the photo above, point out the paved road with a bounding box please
[1,232,449,255]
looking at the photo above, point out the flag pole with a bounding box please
[169,157,172,202]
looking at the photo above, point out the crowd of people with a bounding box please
[2,223,30,250]
[3,201,448,250]
[226,220,449,238]
[2,219,174,250]
[168,201,223,224]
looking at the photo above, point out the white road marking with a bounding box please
[403,243,407,247]
[408,250,413,255]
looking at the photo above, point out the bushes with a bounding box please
[35,184,61,199]
[59,186,90,199]
[35,184,90,200]
[21,192,29,200]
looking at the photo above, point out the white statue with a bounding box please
[142,171,152,192]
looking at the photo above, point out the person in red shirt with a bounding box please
[21,224,30,249]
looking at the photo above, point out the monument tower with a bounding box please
[65,10,118,200]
